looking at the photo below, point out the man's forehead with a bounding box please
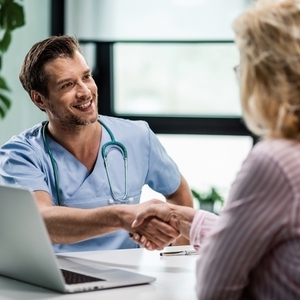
[44,51,85,68]
[44,53,90,80]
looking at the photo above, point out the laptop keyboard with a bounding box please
[61,269,105,285]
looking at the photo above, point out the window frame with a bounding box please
[78,39,255,141]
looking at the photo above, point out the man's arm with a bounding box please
[164,174,194,245]
[35,191,179,250]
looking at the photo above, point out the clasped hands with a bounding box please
[127,199,196,250]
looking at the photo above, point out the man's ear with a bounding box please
[30,90,47,111]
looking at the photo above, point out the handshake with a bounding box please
[125,199,197,250]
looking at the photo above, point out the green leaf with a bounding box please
[0,0,10,28]
[0,75,10,91]
[0,91,11,118]
[0,91,11,109]
[191,189,200,200]
[5,1,25,30]
[0,104,5,118]
[9,2,25,29]
[0,29,11,52]
[0,0,25,119]
[0,0,25,29]
[0,1,5,27]
[191,187,224,203]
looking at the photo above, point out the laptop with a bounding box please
[0,184,156,293]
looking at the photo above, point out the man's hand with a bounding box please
[120,200,180,250]
[130,199,197,249]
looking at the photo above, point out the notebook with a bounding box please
[0,184,156,293]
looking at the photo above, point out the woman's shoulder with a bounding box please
[250,139,300,182]
[252,139,300,159]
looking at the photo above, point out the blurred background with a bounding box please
[0,0,254,210]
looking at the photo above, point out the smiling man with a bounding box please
[0,35,193,252]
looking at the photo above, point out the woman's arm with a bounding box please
[195,150,291,299]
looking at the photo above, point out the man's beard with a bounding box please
[49,106,99,133]
[59,112,98,130]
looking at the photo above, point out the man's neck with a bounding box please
[47,121,102,172]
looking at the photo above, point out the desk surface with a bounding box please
[0,246,199,300]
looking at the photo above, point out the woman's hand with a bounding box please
[121,200,180,250]
[131,199,197,249]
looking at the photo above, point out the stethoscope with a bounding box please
[42,119,133,206]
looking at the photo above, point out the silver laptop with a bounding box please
[0,184,155,293]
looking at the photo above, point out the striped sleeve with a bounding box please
[195,145,293,299]
[190,210,219,251]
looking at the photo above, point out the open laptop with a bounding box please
[0,184,155,293]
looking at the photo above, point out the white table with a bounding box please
[0,245,199,300]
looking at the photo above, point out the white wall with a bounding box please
[0,0,50,146]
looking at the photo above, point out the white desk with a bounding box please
[0,246,199,300]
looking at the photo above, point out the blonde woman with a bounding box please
[133,0,300,298]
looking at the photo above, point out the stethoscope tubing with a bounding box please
[42,119,129,206]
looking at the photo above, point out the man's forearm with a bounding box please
[41,205,124,244]
[41,202,179,249]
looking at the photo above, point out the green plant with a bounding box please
[191,187,224,213]
[0,0,25,119]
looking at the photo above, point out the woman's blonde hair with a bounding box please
[233,0,300,140]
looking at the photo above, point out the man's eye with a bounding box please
[84,74,92,80]
[62,82,72,89]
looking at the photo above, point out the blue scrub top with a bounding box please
[0,115,180,252]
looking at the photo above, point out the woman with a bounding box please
[133,0,300,298]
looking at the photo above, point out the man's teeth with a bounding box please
[76,102,91,109]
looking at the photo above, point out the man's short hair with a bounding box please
[19,35,81,98]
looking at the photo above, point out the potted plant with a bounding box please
[191,187,224,214]
[0,0,25,119]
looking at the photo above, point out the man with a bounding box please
[0,35,193,252]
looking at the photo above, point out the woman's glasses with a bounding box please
[233,65,241,81]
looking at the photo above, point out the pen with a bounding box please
[160,250,199,256]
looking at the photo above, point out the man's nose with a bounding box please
[76,81,90,98]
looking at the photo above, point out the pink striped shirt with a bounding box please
[190,139,300,299]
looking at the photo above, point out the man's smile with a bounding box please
[74,100,93,110]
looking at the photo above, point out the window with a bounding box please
[113,42,241,117]
[141,134,252,205]
[78,39,255,203]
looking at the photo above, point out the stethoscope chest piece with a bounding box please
[108,197,133,205]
